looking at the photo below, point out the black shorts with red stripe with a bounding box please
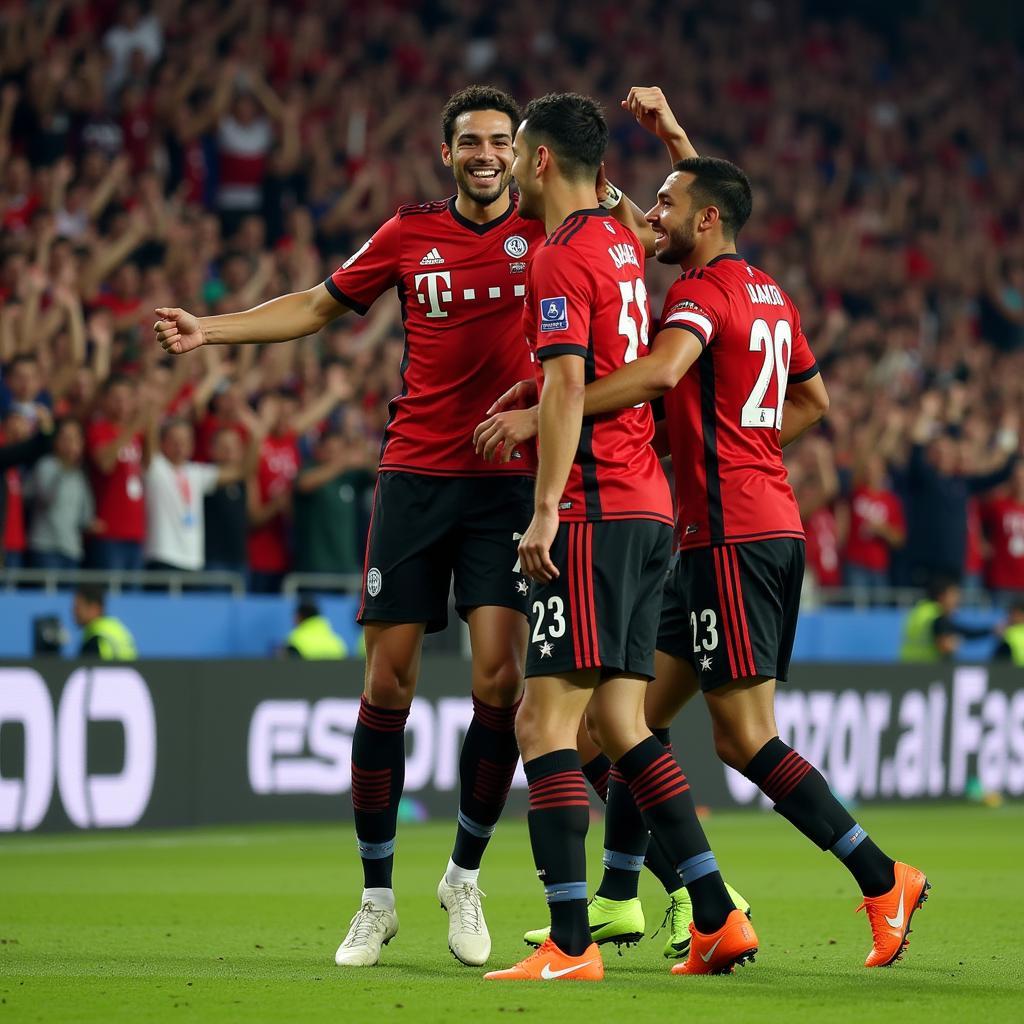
[525,519,671,680]
[358,470,534,633]
[657,538,804,690]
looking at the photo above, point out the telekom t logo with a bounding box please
[414,272,452,319]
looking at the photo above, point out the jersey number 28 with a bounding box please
[741,318,791,430]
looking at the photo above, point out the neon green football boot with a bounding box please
[659,883,752,959]
[523,895,646,951]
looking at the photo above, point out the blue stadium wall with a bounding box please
[0,592,1005,662]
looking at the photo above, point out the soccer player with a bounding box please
[155,86,547,969]
[484,144,930,971]
[482,87,749,962]
[483,92,757,983]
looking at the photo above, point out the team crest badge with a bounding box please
[504,235,529,258]
[367,567,382,597]
[540,296,568,332]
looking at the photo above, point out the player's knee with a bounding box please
[583,713,603,752]
[588,711,645,763]
[513,700,542,758]
[472,656,524,707]
[363,661,417,708]
[712,730,747,771]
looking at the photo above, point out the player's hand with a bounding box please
[518,508,560,583]
[622,87,684,143]
[154,307,206,355]
[486,378,538,415]
[473,407,539,462]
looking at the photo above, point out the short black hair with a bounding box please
[927,575,960,601]
[673,157,753,241]
[521,92,608,182]
[75,583,105,609]
[441,86,521,146]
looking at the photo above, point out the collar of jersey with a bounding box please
[706,253,745,266]
[447,195,517,235]
[561,207,605,223]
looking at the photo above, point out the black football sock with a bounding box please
[618,736,733,934]
[524,749,591,956]
[595,764,648,901]
[744,737,896,897]
[643,727,693,895]
[351,696,410,890]
[581,752,611,803]
[596,727,684,901]
[450,695,521,872]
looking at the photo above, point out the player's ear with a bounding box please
[440,143,453,167]
[700,205,721,232]
[535,144,550,177]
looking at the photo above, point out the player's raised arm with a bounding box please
[622,86,699,164]
[605,87,699,256]
[154,283,349,355]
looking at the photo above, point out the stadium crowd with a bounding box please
[1,0,1023,598]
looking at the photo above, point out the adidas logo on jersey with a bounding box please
[420,248,445,265]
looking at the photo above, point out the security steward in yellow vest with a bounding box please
[994,602,1024,665]
[74,583,138,660]
[900,578,992,662]
[287,599,348,659]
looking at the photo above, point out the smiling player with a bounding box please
[155,86,544,970]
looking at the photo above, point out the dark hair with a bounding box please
[441,86,521,146]
[296,596,320,620]
[673,157,753,240]
[927,575,960,601]
[75,583,106,609]
[521,92,608,182]
[8,353,39,370]
[160,416,192,441]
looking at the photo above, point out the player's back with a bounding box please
[662,254,819,550]
[526,210,672,526]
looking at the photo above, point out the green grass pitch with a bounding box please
[2,804,1022,1023]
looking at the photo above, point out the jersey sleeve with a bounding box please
[659,277,724,348]
[530,245,594,361]
[324,214,402,316]
[788,308,818,382]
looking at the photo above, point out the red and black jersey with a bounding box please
[981,495,1024,590]
[525,209,672,526]
[325,196,544,476]
[661,254,819,550]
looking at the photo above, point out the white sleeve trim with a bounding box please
[663,309,713,340]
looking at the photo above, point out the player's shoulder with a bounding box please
[396,198,452,220]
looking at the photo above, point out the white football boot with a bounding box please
[437,876,491,966]
[334,901,399,966]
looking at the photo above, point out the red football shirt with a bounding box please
[660,255,818,550]
[87,420,145,542]
[3,467,24,553]
[247,432,298,574]
[845,485,905,572]
[325,196,544,476]
[981,495,1024,590]
[525,210,672,525]
[804,504,842,587]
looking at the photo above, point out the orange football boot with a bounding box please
[484,938,604,982]
[670,909,758,975]
[857,861,930,967]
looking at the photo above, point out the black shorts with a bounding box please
[358,471,534,633]
[657,539,804,690]
[525,519,672,680]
